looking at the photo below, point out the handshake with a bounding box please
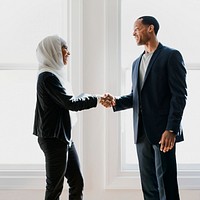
[98,93,116,108]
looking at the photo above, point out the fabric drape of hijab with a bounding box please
[36,35,77,127]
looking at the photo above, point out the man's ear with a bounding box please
[148,25,154,33]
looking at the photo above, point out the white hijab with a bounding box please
[36,35,77,126]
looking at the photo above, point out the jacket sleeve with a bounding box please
[166,50,187,133]
[113,90,133,112]
[43,74,98,111]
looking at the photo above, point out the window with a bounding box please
[0,0,72,165]
[120,0,200,169]
[105,0,200,189]
[0,0,83,189]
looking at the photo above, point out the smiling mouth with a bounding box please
[134,37,138,42]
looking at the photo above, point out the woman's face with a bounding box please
[62,45,70,65]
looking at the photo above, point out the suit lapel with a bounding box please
[142,43,163,87]
[132,55,142,93]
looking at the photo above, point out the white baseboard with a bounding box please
[1,164,200,190]
[105,166,200,190]
[0,164,45,190]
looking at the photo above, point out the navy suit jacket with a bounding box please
[114,43,187,144]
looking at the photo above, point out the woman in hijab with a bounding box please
[33,35,100,200]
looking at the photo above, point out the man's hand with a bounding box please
[159,130,176,153]
[100,93,116,108]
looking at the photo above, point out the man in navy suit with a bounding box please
[102,16,187,200]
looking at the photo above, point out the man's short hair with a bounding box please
[138,16,160,35]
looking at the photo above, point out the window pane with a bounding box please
[121,0,200,68]
[0,0,65,64]
[177,70,200,164]
[0,70,44,164]
[0,0,67,164]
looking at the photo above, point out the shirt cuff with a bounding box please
[96,95,102,104]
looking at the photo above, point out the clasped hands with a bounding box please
[99,93,116,108]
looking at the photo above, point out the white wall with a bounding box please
[0,0,200,200]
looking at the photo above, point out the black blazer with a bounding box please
[33,72,98,143]
[114,43,187,144]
